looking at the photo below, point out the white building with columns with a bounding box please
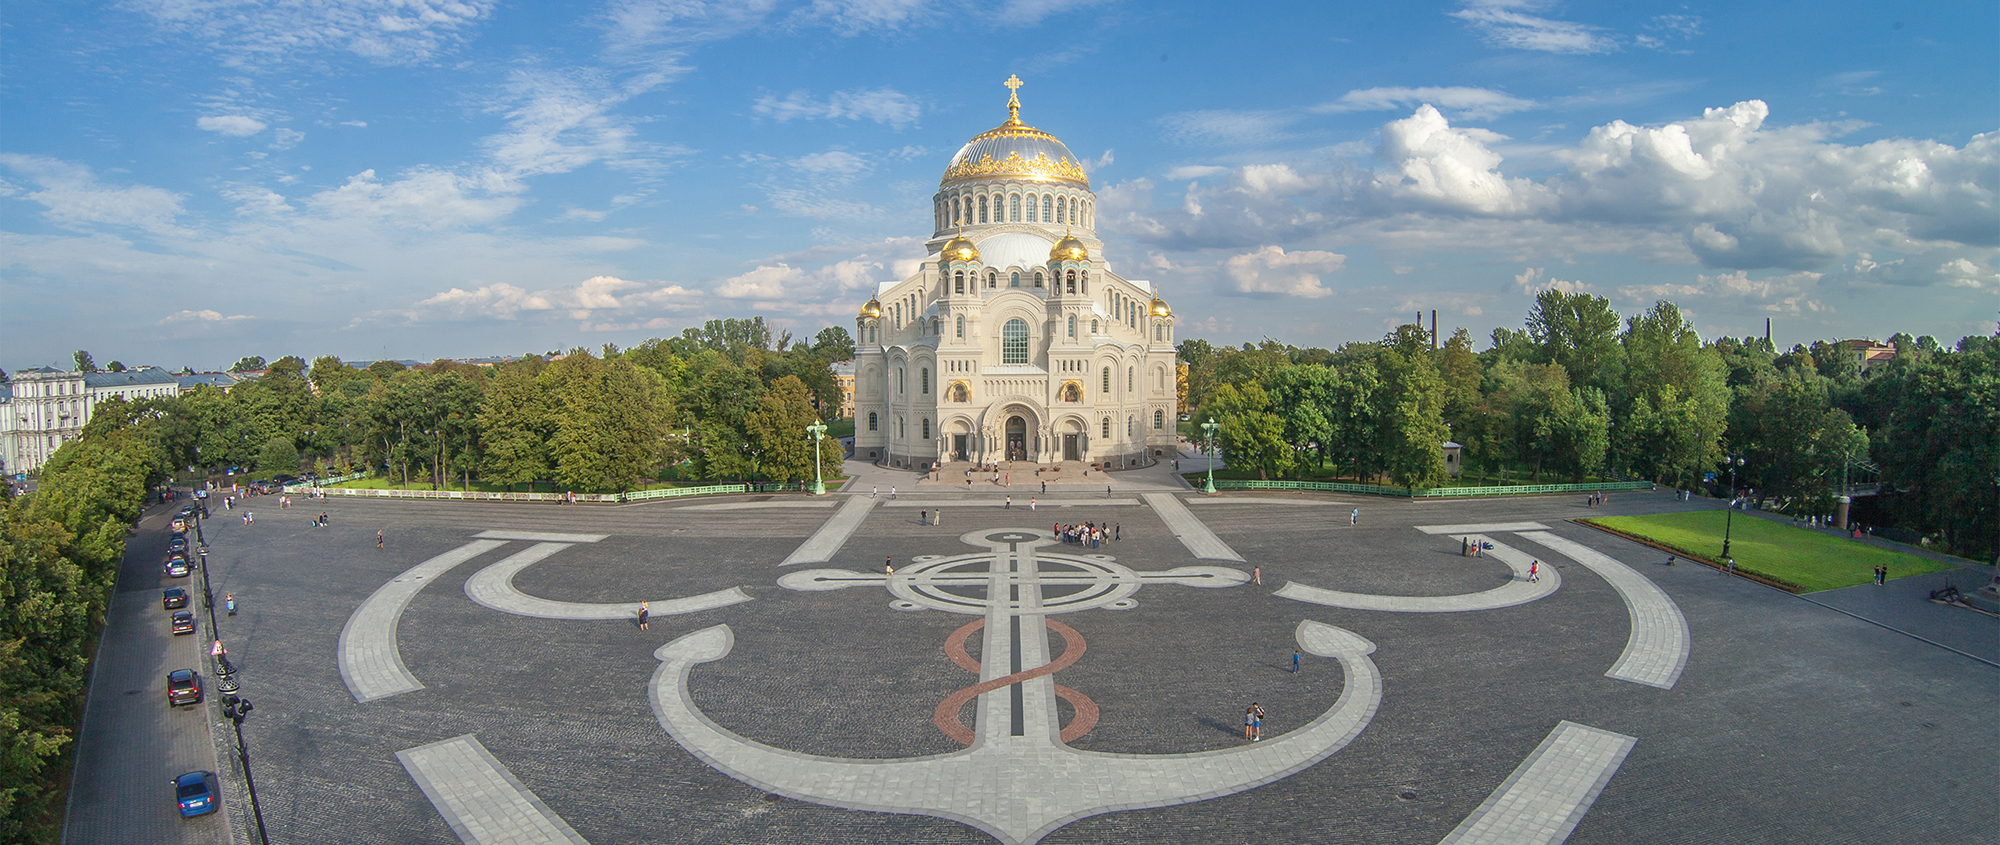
[853,78,1178,470]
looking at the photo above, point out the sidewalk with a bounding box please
[839,456,1194,496]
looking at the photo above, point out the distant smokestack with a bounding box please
[1432,310,1438,349]
[1765,318,1771,342]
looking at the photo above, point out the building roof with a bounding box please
[831,361,855,377]
[176,372,242,389]
[84,367,179,388]
[14,366,67,376]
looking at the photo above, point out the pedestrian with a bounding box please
[967,478,973,489]
[885,557,895,576]
[891,486,898,499]
[1666,555,1676,566]
[1350,508,1358,526]
[1244,706,1257,741]
[1292,650,1301,673]
[1529,560,1540,583]
[1252,703,1265,741]
[1107,485,1112,498]
[1041,481,1048,494]
[1006,495,1013,509]
[377,530,385,550]
[1030,497,1037,511]
[920,510,928,526]
[1114,524,1120,541]
[935,508,942,526]
[638,601,650,631]
[225,593,236,616]
[872,485,878,498]
[1253,566,1262,585]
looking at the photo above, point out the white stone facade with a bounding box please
[1,366,182,475]
[852,83,1178,469]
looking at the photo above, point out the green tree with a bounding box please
[1617,301,1729,486]
[745,376,826,485]
[1374,326,1449,488]
[230,356,266,373]
[1525,289,1623,389]
[1206,382,1291,480]
[104,361,125,373]
[544,353,670,491]
[479,359,554,489]
[257,435,300,474]
[71,350,94,373]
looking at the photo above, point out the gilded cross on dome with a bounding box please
[1004,75,1024,124]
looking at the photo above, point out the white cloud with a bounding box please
[998,0,1110,26]
[752,88,922,128]
[798,0,930,33]
[1451,0,1618,54]
[479,65,677,189]
[132,0,498,67]
[197,115,267,136]
[0,154,187,232]
[1316,86,1538,120]
[1158,109,1300,146]
[1165,165,1229,180]
[270,128,306,150]
[1616,269,1827,316]
[1223,245,1343,298]
[389,275,698,323]
[159,309,252,324]
[601,0,778,54]
[788,151,871,175]
[307,168,519,229]
[1373,105,1544,215]
[340,120,369,128]
[1510,266,1589,295]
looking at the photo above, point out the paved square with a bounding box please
[177,486,1994,844]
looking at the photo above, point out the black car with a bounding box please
[168,536,189,554]
[170,610,196,635]
[167,669,202,706]
[163,587,189,609]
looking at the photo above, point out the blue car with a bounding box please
[174,771,218,817]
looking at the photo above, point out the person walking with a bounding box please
[1006,495,1013,509]
[1350,508,1359,526]
[1244,706,1257,741]
[935,508,942,527]
[885,557,895,575]
[1041,480,1048,494]
[638,601,650,631]
[890,486,897,499]
[376,530,385,550]
[225,592,236,616]
[1529,560,1540,583]
[1291,650,1301,673]
[1030,497,1037,511]
[1114,524,1120,541]
[872,485,878,498]
[1253,566,1261,585]
[920,510,928,526]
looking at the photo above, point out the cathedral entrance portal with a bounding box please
[1006,417,1027,462]
[951,434,968,462]
[1063,434,1080,462]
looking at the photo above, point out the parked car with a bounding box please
[170,610,196,635]
[163,587,189,609]
[164,555,191,578]
[167,669,202,706]
[174,770,218,817]
[168,535,189,554]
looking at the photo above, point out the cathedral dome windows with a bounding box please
[1066,315,1076,338]
[955,316,964,338]
[1010,272,1020,288]
[954,271,964,294]
[1101,367,1111,395]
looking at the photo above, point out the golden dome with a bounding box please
[939,77,1090,190]
[941,234,980,263]
[859,298,882,319]
[1149,297,1172,317]
[1050,233,1089,262]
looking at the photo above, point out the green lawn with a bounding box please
[1587,511,1953,593]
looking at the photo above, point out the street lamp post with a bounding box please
[221,695,271,845]
[806,419,828,496]
[1201,418,1221,495]
[1721,456,1746,562]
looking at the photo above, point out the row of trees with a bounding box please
[1178,293,1996,559]
[74,318,852,495]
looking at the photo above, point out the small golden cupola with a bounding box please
[1050,233,1089,262]
[859,298,882,318]
[941,233,980,263]
[1149,297,1172,317]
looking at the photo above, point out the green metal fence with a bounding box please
[1213,479,1654,498]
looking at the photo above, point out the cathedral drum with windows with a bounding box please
[853,77,1178,469]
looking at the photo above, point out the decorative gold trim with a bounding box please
[940,147,1090,188]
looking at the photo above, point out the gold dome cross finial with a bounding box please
[1004,74,1024,124]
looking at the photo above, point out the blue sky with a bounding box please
[2,0,1994,370]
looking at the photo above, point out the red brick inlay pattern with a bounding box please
[935,618,1100,745]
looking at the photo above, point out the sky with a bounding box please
[1,0,1995,372]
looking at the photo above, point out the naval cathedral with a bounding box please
[853,77,1179,470]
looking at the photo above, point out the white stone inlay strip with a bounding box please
[1141,493,1244,561]
[675,500,836,511]
[1516,531,1690,689]
[1416,522,1552,535]
[474,530,607,543]
[464,542,752,620]
[398,734,590,845]
[340,540,508,703]
[781,495,877,566]
[882,498,1142,508]
[1437,721,1636,845]
[651,620,1378,845]
[1275,535,1558,612]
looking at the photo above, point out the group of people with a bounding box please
[1243,703,1266,741]
[1586,491,1610,507]
[1055,522,1117,547]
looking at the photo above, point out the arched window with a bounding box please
[1042,195,1053,221]
[1101,417,1110,438]
[921,368,930,394]
[1090,319,1098,334]
[988,271,997,288]
[1154,325,1163,342]
[899,416,905,437]
[922,418,931,439]
[931,316,940,335]
[963,197,972,222]
[1102,367,1111,394]
[953,271,963,293]
[1066,271,1076,293]
[869,412,879,431]
[1002,318,1029,364]
[1070,198,1079,225]
[978,196,988,223]
[1127,416,1134,437]
[1067,315,1076,338]
[1034,272,1044,288]
[955,316,964,338]
[1127,367,1134,391]
[1010,194,1020,221]
[1055,196,1065,224]
[1011,272,1020,288]
[1154,409,1164,430]
[897,367,905,393]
